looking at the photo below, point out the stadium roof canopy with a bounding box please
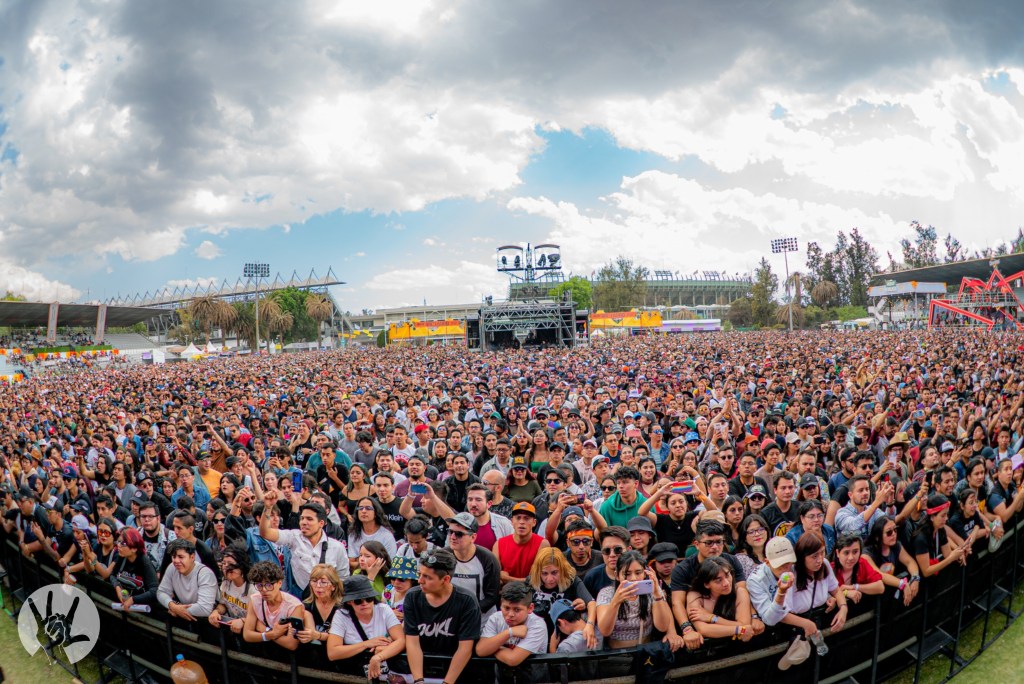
[0,301,165,328]
[869,252,1024,287]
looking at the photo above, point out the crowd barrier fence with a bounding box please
[3,519,1024,684]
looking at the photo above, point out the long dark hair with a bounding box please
[613,550,651,623]
[351,497,392,544]
[734,514,769,559]
[691,556,737,620]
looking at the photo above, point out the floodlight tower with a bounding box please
[770,237,799,332]
[243,262,270,352]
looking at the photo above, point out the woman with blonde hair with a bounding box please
[297,563,344,667]
[528,547,599,648]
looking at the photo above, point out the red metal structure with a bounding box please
[928,267,1024,330]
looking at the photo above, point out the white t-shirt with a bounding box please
[347,526,398,559]
[480,611,547,654]
[330,603,400,643]
[784,564,839,615]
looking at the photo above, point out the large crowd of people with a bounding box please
[2,330,1024,683]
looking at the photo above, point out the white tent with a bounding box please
[180,343,203,359]
[206,341,218,354]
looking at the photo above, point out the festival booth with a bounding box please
[589,309,663,335]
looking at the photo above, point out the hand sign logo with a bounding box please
[18,584,100,664]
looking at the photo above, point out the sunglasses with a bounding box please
[568,538,593,546]
[601,485,616,492]
[349,597,373,606]
[449,530,471,539]
[602,547,626,556]
[546,479,564,484]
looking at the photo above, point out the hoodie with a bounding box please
[599,490,647,528]
[157,560,218,617]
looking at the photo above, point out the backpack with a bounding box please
[244,528,303,598]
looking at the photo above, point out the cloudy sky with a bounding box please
[1,1,1023,309]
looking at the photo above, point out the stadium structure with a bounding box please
[106,267,348,340]
[868,253,1024,330]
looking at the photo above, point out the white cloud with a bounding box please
[422,237,444,247]
[163,276,220,291]
[509,171,908,277]
[363,259,506,308]
[194,240,223,260]
[353,251,366,257]
[0,261,81,302]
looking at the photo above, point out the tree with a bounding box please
[188,295,221,341]
[305,294,333,350]
[1,291,26,302]
[751,258,778,327]
[549,276,593,310]
[845,228,879,307]
[811,280,839,308]
[786,271,805,306]
[727,298,752,327]
[900,221,939,268]
[229,301,257,349]
[270,287,316,344]
[1010,227,1024,254]
[775,303,805,328]
[592,256,649,310]
[943,233,965,263]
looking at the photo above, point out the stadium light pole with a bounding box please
[243,263,270,353]
[770,237,799,332]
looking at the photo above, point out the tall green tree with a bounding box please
[269,287,317,343]
[943,233,965,263]
[751,258,778,327]
[727,298,752,327]
[900,221,939,268]
[549,276,593,310]
[845,228,879,307]
[592,256,649,310]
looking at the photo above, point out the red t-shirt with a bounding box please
[833,556,883,586]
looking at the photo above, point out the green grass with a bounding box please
[0,603,114,684]
[887,579,1024,684]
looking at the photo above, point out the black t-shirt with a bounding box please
[728,476,769,499]
[582,563,615,598]
[911,526,947,563]
[50,521,77,558]
[760,502,801,538]
[563,548,601,577]
[947,510,983,541]
[533,575,593,632]
[403,585,481,656]
[373,496,407,538]
[654,513,698,556]
[315,464,351,506]
[670,552,746,594]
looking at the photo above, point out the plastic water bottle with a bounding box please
[170,654,208,684]
[808,631,829,656]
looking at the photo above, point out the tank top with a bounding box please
[475,521,497,552]
[498,534,544,579]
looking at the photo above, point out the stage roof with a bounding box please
[870,253,1024,287]
[0,301,165,328]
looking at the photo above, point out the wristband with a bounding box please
[910,575,921,583]
[679,621,693,633]
[854,583,860,592]
[262,631,268,642]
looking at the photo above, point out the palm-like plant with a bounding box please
[188,295,220,342]
[305,294,332,350]
[786,271,804,306]
[811,280,839,308]
[230,302,256,349]
[775,303,806,328]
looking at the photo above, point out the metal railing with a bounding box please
[3,520,1024,684]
